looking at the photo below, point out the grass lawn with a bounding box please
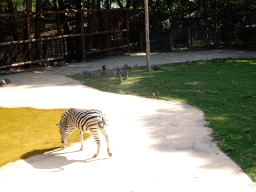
[0,107,91,167]
[69,59,256,181]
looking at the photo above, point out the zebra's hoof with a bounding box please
[93,154,98,158]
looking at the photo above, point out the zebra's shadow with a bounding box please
[23,148,109,172]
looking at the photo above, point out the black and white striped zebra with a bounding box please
[56,108,112,158]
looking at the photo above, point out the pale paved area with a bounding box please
[0,50,256,192]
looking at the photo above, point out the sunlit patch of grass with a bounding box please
[0,107,91,167]
[70,58,256,181]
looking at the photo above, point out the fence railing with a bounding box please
[0,8,129,69]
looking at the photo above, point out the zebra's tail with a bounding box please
[98,115,107,128]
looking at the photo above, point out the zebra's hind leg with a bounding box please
[92,131,100,158]
[80,130,83,151]
[101,129,112,157]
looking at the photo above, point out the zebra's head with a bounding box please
[56,123,68,149]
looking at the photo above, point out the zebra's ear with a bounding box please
[56,123,60,128]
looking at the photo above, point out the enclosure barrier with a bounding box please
[140,26,220,51]
[0,8,129,69]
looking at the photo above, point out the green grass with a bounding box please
[70,59,256,181]
[0,107,91,167]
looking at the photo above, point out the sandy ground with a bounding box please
[0,50,256,192]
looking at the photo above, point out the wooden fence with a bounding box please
[0,8,129,69]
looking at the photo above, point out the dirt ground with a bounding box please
[0,50,256,192]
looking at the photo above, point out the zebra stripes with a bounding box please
[56,108,112,158]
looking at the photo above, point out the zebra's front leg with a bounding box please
[80,130,83,151]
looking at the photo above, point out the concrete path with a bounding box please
[0,50,256,192]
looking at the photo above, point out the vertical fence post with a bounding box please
[170,28,172,51]
[27,13,32,61]
[56,12,63,58]
[80,11,86,60]
[105,10,109,56]
[126,8,130,52]
[144,0,151,72]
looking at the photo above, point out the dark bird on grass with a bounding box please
[185,60,191,65]
[102,65,106,71]
[212,58,218,62]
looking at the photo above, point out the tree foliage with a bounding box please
[1,0,256,47]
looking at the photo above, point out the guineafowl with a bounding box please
[124,71,128,79]
[83,70,92,76]
[4,78,11,84]
[102,65,106,71]
[112,68,117,76]
[124,64,129,69]
[119,74,123,83]
[185,60,191,65]
[220,57,227,62]
[101,70,106,75]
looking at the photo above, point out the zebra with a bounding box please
[56,108,112,158]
